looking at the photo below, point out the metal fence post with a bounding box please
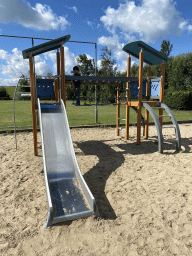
[95,84,98,123]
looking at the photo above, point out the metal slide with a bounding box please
[37,98,98,229]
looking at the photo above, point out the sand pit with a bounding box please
[1,124,192,255]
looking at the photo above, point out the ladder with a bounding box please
[143,102,181,153]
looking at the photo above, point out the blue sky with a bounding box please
[0,0,192,86]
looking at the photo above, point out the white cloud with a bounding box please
[100,0,192,43]
[66,6,78,13]
[0,78,19,87]
[44,47,76,75]
[0,48,52,86]
[0,0,69,31]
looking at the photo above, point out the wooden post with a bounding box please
[116,83,120,136]
[159,63,165,127]
[54,50,60,102]
[145,66,151,138]
[54,76,59,102]
[29,56,38,156]
[60,46,66,107]
[137,50,144,145]
[125,55,131,140]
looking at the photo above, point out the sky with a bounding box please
[0,0,192,86]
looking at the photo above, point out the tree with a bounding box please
[72,54,97,76]
[19,74,30,92]
[160,40,173,57]
[98,47,117,77]
[0,87,11,100]
[45,72,53,79]
[131,63,139,77]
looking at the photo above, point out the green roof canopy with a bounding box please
[22,34,71,59]
[122,41,171,65]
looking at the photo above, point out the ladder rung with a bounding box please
[157,115,170,117]
[162,126,175,128]
[164,138,177,141]
[118,118,126,120]
[152,107,163,109]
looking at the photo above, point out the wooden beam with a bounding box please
[116,83,120,136]
[125,56,131,140]
[137,51,144,145]
[144,101,159,107]
[130,101,139,107]
[159,63,165,126]
[54,50,60,102]
[145,66,151,138]
[60,46,66,106]
[29,56,38,156]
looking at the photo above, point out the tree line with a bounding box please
[1,40,192,109]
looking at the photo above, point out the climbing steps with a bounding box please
[143,102,181,153]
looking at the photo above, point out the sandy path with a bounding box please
[0,124,192,255]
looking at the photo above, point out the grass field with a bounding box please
[0,99,192,131]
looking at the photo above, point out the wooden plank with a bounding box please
[145,66,151,138]
[144,101,158,107]
[125,56,131,140]
[29,57,38,156]
[137,51,144,145]
[159,63,165,126]
[55,51,60,102]
[130,101,139,107]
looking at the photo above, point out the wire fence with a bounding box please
[0,80,192,133]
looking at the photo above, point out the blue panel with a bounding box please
[130,81,150,98]
[36,79,54,100]
[151,81,160,97]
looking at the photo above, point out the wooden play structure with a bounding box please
[22,35,70,155]
[21,35,181,155]
[116,41,181,153]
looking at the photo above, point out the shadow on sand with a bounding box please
[76,136,192,220]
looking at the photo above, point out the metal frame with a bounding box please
[142,102,163,153]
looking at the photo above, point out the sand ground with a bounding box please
[1,124,192,256]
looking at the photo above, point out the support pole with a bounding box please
[95,84,98,123]
[137,49,144,145]
[125,55,131,140]
[159,62,165,127]
[145,66,151,138]
[29,56,38,156]
[60,46,66,107]
[31,38,39,127]
[55,49,60,102]
[116,83,120,136]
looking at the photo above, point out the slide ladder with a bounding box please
[142,102,181,153]
[38,98,98,228]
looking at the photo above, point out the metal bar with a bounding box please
[157,115,170,117]
[65,75,139,83]
[161,126,175,128]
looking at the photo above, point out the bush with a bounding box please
[164,90,192,110]
[0,87,11,100]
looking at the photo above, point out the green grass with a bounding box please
[0,99,191,131]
